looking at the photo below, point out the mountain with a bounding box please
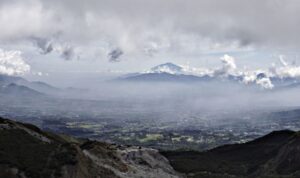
[21,81,60,94]
[0,74,86,97]
[118,63,250,84]
[0,117,182,178]
[162,130,300,178]
[123,72,213,82]
[118,63,300,89]
[119,63,214,82]
[148,62,184,75]
[0,74,59,94]
[0,83,44,97]
[270,76,299,88]
[0,74,26,85]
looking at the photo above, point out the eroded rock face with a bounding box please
[81,141,182,178]
[0,117,183,178]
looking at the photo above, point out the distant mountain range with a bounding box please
[0,74,58,96]
[122,72,213,82]
[118,63,214,83]
[0,74,87,98]
[119,62,300,89]
[0,83,44,97]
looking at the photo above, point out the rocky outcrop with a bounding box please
[0,117,183,178]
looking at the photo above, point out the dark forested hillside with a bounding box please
[162,130,300,178]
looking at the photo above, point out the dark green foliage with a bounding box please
[162,130,300,178]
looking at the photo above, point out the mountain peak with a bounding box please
[148,62,183,75]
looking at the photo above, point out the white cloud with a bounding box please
[242,72,257,84]
[274,66,300,78]
[222,54,237,70]
[256,77,274,89]
[210,54,238,77]
[0,48,30,76]
[279,55,288,67]
[269,55,300,79]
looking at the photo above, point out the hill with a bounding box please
[0,74,58,94]
[0,117,182,178]
[0,83,44,97]
[162,130,300,178]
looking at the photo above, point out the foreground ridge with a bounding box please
[162,129,300,178]
[0,117,182,178]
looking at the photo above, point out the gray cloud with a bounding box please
[61,46,76,60]
[30,36,78,60]
[31,37,53,54]
[108,48,123,62]
[0,0,300,58]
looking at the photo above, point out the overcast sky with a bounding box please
[0,0,300,85]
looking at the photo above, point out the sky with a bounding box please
[1,0,300,86]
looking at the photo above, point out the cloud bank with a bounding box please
[1,0,300,60]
